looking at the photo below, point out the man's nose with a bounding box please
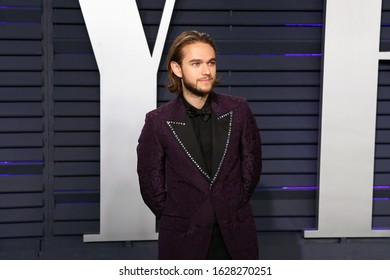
[201,64,211,75]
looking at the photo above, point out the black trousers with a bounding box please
[206,224,232,260]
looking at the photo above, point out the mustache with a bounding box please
[197,75,215,82]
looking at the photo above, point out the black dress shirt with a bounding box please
[181,94,213,177]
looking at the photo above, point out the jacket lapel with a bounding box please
[210,110,232,186]
[167,114,211,182]
[166,94,233,186]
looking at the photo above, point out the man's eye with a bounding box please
[192,63,200,67]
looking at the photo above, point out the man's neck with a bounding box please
[182,91,209,109]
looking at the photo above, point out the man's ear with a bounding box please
[170,61,183,78]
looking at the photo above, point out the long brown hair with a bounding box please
[166,30,218,94]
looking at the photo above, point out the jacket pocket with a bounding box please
[159,215,188,232]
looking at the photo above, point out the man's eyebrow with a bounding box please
[188,58,216,63]
[189,59,202,63]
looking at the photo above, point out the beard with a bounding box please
[182,76,216,97]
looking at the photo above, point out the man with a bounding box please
[137,30,261,259]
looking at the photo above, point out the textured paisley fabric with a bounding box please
[137,92,262,260]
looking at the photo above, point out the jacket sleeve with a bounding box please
[240,100,262,202]
[137,112,166,218]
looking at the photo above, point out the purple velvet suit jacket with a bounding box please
[137,92,262,259]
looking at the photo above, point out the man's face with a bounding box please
[171,42,217,97]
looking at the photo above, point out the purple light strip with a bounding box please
[219,53,323,57]
[0,160,43,165]
[56,52,94,55]
[54,189,97,193]
[306,227,390,231]
[0,174,41,177]
[0,6,41,9]
[285,24,323,27]
[284,53,322,57]
[259,186,390,190]
[56,202,98,205]
[281,186,318,190]
[0,22,41,24]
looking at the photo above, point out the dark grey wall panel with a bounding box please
[259,116,319,130]
[0,119,43,132]
[262,145,318,159]
[0,103,42,117]
[260,174,317,187]
[54,162,99,176]
[373,200,390,215]
[376,145,390,157]
[0,0,389,259]
[54,54,97,70]
[0,57,42,71]
[0,223,43,239]
[54,132,100,146]
[0,41,42,55]
[250,101,319,115]
[55,192,98,203]
[261,131,318,144]
[0,0,42,5]
[379,86,390,99]
[0,88,43,101]
[0,162,42,175]
[0,148,43,161]
[255,217,315,231]
[377,131,390,143]
[377,116,390,129]
[0,73,42,86]
[54,103,99,116]
[263,160,317,174]
[0,2,45,246]
[0,8,41,22]
[53,72,99,86]
[0,133,43,147]
[253,199,316,216]
[375,174,390,185]
[54,177,99,191]
[54,221,99,236]
[54,204,99,220]
[0,24,41,39]
[54,147,99,161]
[0,176,43,193]
[54,87,99,101]
[54,118,100,131]
[0,208,43,223]
[0,193,42,208]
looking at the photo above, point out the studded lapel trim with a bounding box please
[166,119,211,182]
[166,111,233,188]
[210,111,233,186]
